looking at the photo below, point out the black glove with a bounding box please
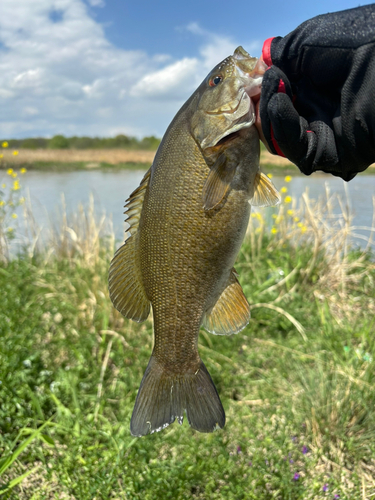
[259,5,375,181]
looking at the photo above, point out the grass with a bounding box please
[0,182,375,499]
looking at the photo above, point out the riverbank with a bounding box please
[2,148,375,175]
[1,191,375,499]
[0,147,304,174]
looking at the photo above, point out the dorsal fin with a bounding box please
[202,153,237,212]
[108,168,151,322]
[250,171,281,207]
[203,269,250,335]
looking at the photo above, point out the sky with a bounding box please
[0,0,373,140]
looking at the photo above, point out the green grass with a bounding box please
[1,196,375,499]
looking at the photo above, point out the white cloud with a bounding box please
[0,2,260,139]
[130,58,200,100]
[87,0,105,6]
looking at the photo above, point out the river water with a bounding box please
[9,168,375,251]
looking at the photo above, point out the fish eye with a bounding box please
[209,75,223,87]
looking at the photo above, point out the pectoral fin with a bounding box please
[202,154,237,212]
[203,270,250,335]
[250,171,281,207]
[108,168,151,322]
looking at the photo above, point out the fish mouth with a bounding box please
[206,113,255,150]
[215,129,242,146]
[205,91,248,116]
[201,91,254,150]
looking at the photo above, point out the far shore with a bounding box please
[0,148,374,175]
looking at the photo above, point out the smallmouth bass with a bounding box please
[109,47,280,436]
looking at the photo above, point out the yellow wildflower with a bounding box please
[297,222,303,228]
[272,214,277,219]
[13,150,19,156]
[252,212,263,221]
[284,196,292,204]
[0,200,4,206]
[11,213,17,219]
[7,168,13,175]
[20,167,27,174]
[284,175,292,182]
[7,227,13,232]
[1,184,5,188]
[12,172,17,178]
[287,209,293,216]
[0,154,3,158]
[2,141,8,148]
[271,226,278,234]
[19,197,25,204]
[267,173,273,179]
[281,186,288,194]
[13,180,20,191]
[294,217,300,222]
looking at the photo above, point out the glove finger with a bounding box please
[260,66,293,155]
[267,92,317,175]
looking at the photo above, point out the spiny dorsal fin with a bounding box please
[202,153,237,212]
[108,168,151,322]
[250,171,281,207]
[203,269,250,335]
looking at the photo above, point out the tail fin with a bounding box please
[130,356,225,436]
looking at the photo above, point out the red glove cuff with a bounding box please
[262,37,275,67]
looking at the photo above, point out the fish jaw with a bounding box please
[233,46,268,98]
[199,92,255,150]
[191,47,265,152]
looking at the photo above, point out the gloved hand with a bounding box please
[258,5,375,181]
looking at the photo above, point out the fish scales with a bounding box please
[109,46,280,436]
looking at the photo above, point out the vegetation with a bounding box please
[0,134,161,151]
[0,173,375,499]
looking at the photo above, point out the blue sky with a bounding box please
[0,0,373,139]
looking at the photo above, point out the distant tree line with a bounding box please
[1,134,161,150]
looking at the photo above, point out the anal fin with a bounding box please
[203,270,250,335]
[108,168,151,322]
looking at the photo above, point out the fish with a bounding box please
[108,46,280,437]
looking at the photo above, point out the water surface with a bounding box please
[12,169,375,249]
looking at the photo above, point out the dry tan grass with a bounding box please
[1,147,292,168]
[0,148,155,165]
[1,148,375,173]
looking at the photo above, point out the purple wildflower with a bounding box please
[289,459,294,464]
[322,483,328,492]
[291,436,297,443]
[237,445,242,454]
[302,445,309,454]
[248,461,252,467]
[292,473,300,481]
[334,495,340,499]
